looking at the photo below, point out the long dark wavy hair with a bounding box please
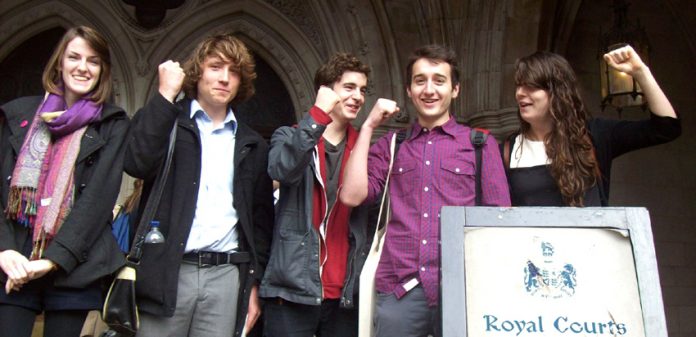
[514,51,600,206]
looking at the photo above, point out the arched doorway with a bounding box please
[0,27,65,105]
[235,52,296,139]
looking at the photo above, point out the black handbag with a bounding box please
[102,125,177,336]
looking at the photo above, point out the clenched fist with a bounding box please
[159,60,186,103]
[364,98,399,130]
[315,85,341,114]
[603,45,647,77]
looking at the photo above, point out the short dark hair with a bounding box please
[42,26,112,104]
[182,34,256,105]
[405,44,460,87]
[314,53,370,91]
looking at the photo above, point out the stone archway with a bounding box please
[0,0,138,113]
[137,1,324,123]
[0,27,65,104]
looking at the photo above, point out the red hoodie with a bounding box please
[308,106,358,299]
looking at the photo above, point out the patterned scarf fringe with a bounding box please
[30,229,49,260]
[6,186,37,227]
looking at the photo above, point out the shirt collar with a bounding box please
[190,99,238,134]
[409,114,457,139]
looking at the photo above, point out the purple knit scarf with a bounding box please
[6,92,102,259]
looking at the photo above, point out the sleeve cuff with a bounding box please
[43,241,79,274]
[309,106,333,125]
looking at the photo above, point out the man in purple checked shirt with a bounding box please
[340,45,511,337]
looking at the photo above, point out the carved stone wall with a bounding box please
[1,0,695,335]
[0,0,539,138]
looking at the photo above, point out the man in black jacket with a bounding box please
[124,33,274,337]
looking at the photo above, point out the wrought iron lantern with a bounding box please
[599,0,650,114]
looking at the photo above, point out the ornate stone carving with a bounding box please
[136,59,151,77]
[226,19,314,116]
[0,3,81,50]
[264,0,325,55]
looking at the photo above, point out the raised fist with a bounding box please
[603,45,646,77]
[158,60,185,103]
[365,98,399,129]
[314,85,341,114]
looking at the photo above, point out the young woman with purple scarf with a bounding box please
[0,26,129,337]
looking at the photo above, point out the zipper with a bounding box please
[342,244,356,306]
[312,148,328,301]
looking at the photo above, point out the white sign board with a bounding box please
[441,207,667,337]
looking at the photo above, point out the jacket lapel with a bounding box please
[75,127,106,163]
[74,104,122,163]
[6,98,40,155]
[233,123,256,169]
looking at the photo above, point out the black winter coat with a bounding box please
[0,96,129,288]
[124,94,274,337]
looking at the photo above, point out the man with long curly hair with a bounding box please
[260,53,372,337]
[124,33,274,337]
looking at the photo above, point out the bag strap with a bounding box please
[127,125,177,264]
[373,128,409,247]
[470,128,489,206]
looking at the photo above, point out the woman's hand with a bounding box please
[603,45,677,118]
[26,259,58,281]
[0,250,33,293]
[603,45,647,77]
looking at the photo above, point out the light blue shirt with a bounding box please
[185,100,239,253]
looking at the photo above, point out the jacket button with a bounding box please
[79,184,87,192]
[249,269,254,274]
[86,156,95,166]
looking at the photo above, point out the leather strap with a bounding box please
[182,251,251,267]
[127,125,177,265]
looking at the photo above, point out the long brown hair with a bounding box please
[514,51,599,206]
[42,26,112,104]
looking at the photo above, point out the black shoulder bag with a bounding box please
[102,125,177,336]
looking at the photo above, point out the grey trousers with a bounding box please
[374,286,440,337]
[137,262,240,337]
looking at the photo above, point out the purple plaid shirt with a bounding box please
[366,117,510,306]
